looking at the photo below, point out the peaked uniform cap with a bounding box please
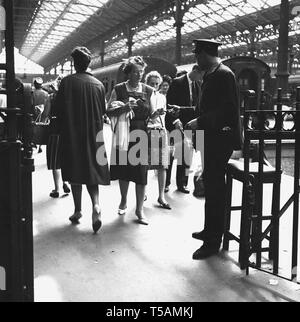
[193,39,222,56]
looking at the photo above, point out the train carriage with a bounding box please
[222,56,273,111]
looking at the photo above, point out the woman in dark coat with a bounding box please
[107,56,153,225]
[55,47,110,233]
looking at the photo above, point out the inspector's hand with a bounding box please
[168,104,180,118]
[174,120,184,131]
[185,118,198,131]
[157,108,166,115]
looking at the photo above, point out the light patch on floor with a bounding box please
[34,276,63,302]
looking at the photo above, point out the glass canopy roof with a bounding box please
[21,0,112,61]
[20,0,298,66]
[102,0,291,61]
[107,0,282,59]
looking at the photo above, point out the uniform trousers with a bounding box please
[202,133,234,245]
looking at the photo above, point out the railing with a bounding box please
[242,87,300,282]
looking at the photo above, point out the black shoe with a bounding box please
[177,186,190,194]
[63,183,71,194]
[92,211,102,234]
[92,219,102,234]
[50,191,59,198]
[164,186,170,193]
[158,199,172,210]
[192,230,207,241]
[192,244,220,260]
[69,212,82,225]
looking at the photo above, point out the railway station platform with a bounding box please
[31,127,300,302]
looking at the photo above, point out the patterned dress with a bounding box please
[110,82,153,185]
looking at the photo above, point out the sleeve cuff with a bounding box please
[173,119,180,125]
[197,117,204,129]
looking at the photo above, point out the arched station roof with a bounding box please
[11,0,300,70]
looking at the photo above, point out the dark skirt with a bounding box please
[47,134,61,170]
[110,145,148,185]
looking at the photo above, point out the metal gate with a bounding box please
[0,0,34,302]
[242,88,300,282]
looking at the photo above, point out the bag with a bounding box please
[32,112,51,145]
[173,130,194,168]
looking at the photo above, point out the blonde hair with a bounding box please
[145,70,163,86]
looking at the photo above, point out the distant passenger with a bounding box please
[0,81,6,109]
[145,70,171,210]
[186,39,242,260]
[55,46,110,233]
[165,65,203,194]
[107,56,153,225]
[1,78,25,111]
[45,75,70,199]
[32,77,49,121]
[159,75,172,96]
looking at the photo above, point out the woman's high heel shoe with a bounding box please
[92,211,102,234]
[158,199,172,210]
[50,190,59,198]
[69,212,82,224]
[118,207,127,216]
[136,212,149,225]
[63,183,71,194]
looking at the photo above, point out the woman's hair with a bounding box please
[145,70,163,86]
[123,56,147,75]
[162,74,172,85]
[71,46,92,72]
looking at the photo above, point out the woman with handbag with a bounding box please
[45,77,70,198]
[145,71,171,210]
[107,56,153,225]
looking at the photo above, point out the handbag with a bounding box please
[173,128,194,168]
[32,112,51,145]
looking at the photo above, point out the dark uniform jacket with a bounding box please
[165,74,201,132]
[197,63,242,151]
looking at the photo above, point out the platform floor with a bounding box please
[32,135,300,302]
